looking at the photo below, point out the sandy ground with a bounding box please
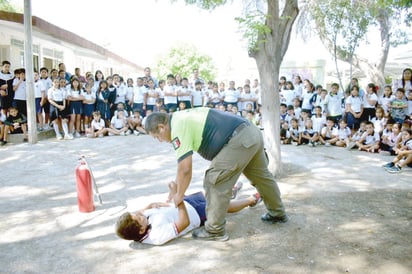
[0,134,411,274]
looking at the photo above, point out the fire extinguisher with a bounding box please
[75,158,95,212]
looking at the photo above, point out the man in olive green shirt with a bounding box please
[145,107,287,241]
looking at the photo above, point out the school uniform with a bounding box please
[48,87,69,121]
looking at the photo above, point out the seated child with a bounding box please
[382,128,412,173]
[115,181,261,245]
[380,122,402,155]
[330,119,352,147]
[280,121,290,144]
[355,121,380,152]
[108,110,129,136]
[347,121,367,150]
[300,118,319,146]
[86,111,108,138]
[0,109,6,145]
[128,109,146,136]
[3,106,28,144]
[289,118,300,145]
[319,118,336,146]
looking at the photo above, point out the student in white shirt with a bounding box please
[223,81,240,107]
[324,83,343,124]
[163,74,178,112]
[345,85,364,130]
[178,78,193,109]
[33,71,46,131]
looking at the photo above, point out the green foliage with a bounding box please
[310,0,371,59]
[0,0,19,12]
[235,11,271,52]
[154,44,217,82]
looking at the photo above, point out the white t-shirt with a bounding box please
[361,131,380,145]
[280,89,297,107]
[240,92,256,110]
[114,83,127,104]
[146,89,159,105]
[13,78,26,100]
[223,89,240,103]
[111,115,126,129]
[34,80,45,98]
[178,87,193,102]
[91,118,105,130]
[325,92,343,116]
[81,90,96,105]
[164,85,178,105]
[47,87,66,102]
[311,115,326,133]
[378,95,395,114]
[192,89,203,106]
[346,96,363,113]
[363,93,378,109]
[141,201,200,245]
[133,85,147,104]
[333,127,351,140]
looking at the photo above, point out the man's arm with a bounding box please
[173,155,192,207]
[174,201,190,233]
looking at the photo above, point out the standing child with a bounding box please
[95,80,111,126]
[48,78,72,140]
[2,106,28,143]
[311,106,326,134]
[33,71,46,131]
[192,81,204,108]
[324,83,343,125]
[81,83,96,132]
[125,78,134,115]
[178,78,193,109]
[145,79,159,111]
[378,85,394,117]
[355,121,380,153]
[67,78,84,138]
[12,68,27,116]
[370,106,387,135]
[390,88,408,124]
[345,85,364,130]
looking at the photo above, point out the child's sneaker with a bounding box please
[56,134,63,140]
[382,162,394,169]
[249,193,263,208]
[120,132,125,136]
[325,142,331,147]
[74,131,81,138]
[64,134,74,140]
[108,132,114,136]
[133,130,140,136]
[98,134,104,138]
[387,165,402,173]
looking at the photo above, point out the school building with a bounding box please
[0,10,143,77]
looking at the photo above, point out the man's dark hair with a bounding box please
[145,112,169,134]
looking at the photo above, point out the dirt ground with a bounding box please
[0,134,411,274]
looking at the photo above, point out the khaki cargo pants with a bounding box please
[204,123,285,234]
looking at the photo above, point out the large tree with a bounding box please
[184,0,299,176]
[154,43,217,82]
[300,0,411,88]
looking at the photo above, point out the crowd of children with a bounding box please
[1,60,411,173]
[278,69,412,173]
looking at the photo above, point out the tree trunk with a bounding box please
[249,0,299,176]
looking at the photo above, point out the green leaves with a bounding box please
[235,11,271,52]
[154,43,217,82]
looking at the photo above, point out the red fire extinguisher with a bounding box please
[76,158,95,212]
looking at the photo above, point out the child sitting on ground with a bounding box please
[289,118,301,145]
[128,109,146,136]
[319,118,336,146]
[330,119,352,147]
[86,111,108,138]
[109,110,129,136]
[382,128,412,173]
[355,121,380,153]
[380,122,402,155]
[347,121,367,150]
[3,106,28,144]
[301,118,319,146]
